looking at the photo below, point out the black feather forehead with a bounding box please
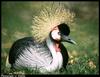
[58,23,70,36]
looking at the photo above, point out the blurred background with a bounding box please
[1,1,99,74]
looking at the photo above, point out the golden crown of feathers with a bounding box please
[31,3,75,43]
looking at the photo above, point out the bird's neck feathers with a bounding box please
[45,36,63,72]
[46,34,61,53]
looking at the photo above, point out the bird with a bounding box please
[9,4,76,73]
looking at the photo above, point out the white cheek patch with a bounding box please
[51,30,61,40]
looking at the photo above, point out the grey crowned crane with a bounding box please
[9,4,76,73]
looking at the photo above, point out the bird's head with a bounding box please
[31,4,75,44]
[50,23,76,45]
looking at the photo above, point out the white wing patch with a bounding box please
[14,44,53,70]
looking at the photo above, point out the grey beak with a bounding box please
[61,34,77,45]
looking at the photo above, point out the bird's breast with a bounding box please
[56,51,63,69]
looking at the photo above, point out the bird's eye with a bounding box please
[58,32,61,35]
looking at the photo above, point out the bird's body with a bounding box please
[9,36,69,73]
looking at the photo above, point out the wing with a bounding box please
[9,37,53,69]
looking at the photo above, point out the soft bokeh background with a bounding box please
[1,1,99,74]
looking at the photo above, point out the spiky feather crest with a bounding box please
[31,4,75,43]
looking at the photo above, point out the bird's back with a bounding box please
[9,37,52,70]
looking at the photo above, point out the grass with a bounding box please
[1,2,99,75]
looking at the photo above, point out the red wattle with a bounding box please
[54,43,61,52]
